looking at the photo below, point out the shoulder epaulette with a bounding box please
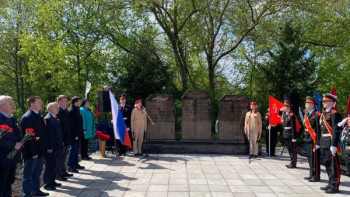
[316,111,321,116]
[332,109,337,113]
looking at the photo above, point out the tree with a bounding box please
[237,21,317,110]
[143,0,200,92]
[110,36,176,100]
[193,0,291,96]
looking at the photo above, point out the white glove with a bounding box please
[330,146,337,155]
[337,118,347,127]
[316,145,320,149]
[292,139,297,142]
[268,125,271,130]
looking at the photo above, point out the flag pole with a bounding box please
[269,124,271,157]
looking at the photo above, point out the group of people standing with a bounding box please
[0,95,96,197]
[245,93,349,194]
[0,92,149,197]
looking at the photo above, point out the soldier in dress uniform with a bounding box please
[244,102,262,159]
[341,114,350,158]
[302,96,321,182]
[319,93,342,194]
[116,93,132,156]
[279,99,297,168]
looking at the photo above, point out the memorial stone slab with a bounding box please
[145,94,175,140]
[181,90,211,140]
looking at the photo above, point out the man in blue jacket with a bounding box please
[43,102,63,191]
[0,96,22,197]
[21,96,49,197]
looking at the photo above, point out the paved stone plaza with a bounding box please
[45,151,350,197]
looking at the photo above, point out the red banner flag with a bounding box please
[345,94,350,117]
[331,85,338,111]
[269,95,283,126]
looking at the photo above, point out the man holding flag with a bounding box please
[109,91,132,154]
[319,93,342,194]
[302,96,321,182]
[268,96,284,156]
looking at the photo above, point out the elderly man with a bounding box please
[21,96,49,197]
[43,102,63,191]
[0,96,22,197]
[244,102,262,159]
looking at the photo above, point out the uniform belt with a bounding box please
[321,133,331,137]
[284,127,292,130]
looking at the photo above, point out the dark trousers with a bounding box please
[285,138,297,167]
[81,139,89,158]
[0,163,16,197]
[266,129,277,155]
[22,156,45,197]
[306,143,320,179]
[67,142,80,169]
[56,146,68,177]
[323,148,341,190]
[44,151,57,186]
[116,139,126,155]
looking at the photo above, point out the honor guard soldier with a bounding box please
[116,93,132,156]
[303,96,321,182]
[319,93,342,194]
[341,114,350,164]
[279,99,297,168]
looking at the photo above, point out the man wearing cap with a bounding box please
[131,99,147,156]
[319,93,342,193]
[116,93,132,156]
[279,99,297,168]
[244,102,262,158]
[303,96,321,182]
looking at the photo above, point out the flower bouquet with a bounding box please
[0,124,14,139]
[7,128,36,159]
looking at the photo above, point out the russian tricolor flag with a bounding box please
[109,91,132,147]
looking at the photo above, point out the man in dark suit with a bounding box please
[67,96,84,172]
[56,95,73,180]
[0,96,22,197]
[116,93,132,156]
[43,102,63,191]
[21,96,49,197]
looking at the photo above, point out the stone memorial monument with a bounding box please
[181,90,211,140]
[145,94,175,140]
[217,95,249,143]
